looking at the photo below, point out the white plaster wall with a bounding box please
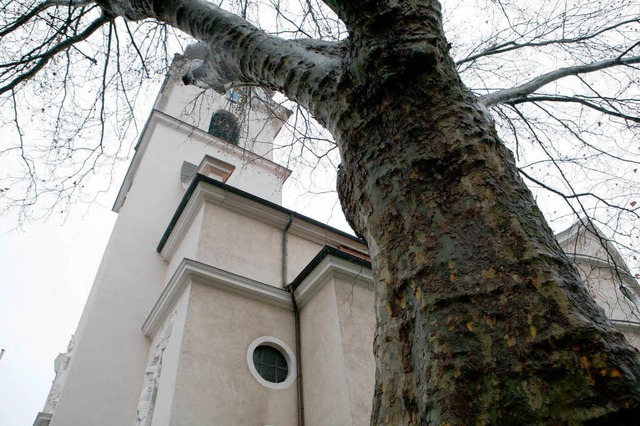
[51,97,286,425]
[154,115,285,204]
[573,262,640,350]
[562,230,614,263]
[617,326,640,349]
[169,282,297,426]
[224,160,285,204]
[149,286,191,426]
[156,83,221,131]
[286,233,325,283]
[197,203,284,287]
[300,279,352,425]
[190,198,328,288]
[558,227,640,350]
[334,276,376,425]
[165,205,204,280]
[574,263,640,323]
[50,121,187,426]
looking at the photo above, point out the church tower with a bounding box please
[34,56,376,426]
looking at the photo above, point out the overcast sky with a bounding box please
[0,180,118,425]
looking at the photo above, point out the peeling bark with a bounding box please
[96,0,640,423]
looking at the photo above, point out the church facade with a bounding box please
[34,58,640,426]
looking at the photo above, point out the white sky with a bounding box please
[0,178,119,425]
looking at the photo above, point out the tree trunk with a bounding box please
[333,2,640,425]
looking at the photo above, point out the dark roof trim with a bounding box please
[157,174,365,253]
[287,245,372,290]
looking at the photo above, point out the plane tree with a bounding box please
[1,0,640,423]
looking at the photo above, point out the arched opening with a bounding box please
[208,110,239,145]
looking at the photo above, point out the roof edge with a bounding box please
[157,174,366,253]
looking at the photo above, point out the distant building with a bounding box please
[34,58,640,426]
[556,222,640,348]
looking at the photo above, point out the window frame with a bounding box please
[253,345,289,383]
[246,336,296,390]
[207,110,240,145]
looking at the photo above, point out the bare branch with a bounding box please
[0,0,93,38]
[122,19,149,78]
[457,18,640,67]
[480,54,640,107]
[0,13,111,94]
[519,168,640,218]
[510,95,640,124]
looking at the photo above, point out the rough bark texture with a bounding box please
[100,0,640,423]
[333,2,640,424]
[98,0,343,121]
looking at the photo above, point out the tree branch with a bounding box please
[480,54,640,107]
[0,0,93,38]
[107,0,344,123]
[457,18,640,67]
[314,0,355,26]
[510,95,640,124]
[518,167,639,218]
[0,13,111,94]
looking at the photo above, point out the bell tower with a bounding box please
[114,55,292,212]
[36,54,375,426]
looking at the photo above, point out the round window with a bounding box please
[253,345,288,383]
[246,336,296,389]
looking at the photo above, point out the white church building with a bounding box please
[34,57,640,426]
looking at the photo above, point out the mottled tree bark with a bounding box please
[100,0,640,423]
[334,2,640,424]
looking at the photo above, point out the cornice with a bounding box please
[142,258,292,337]
[611,319,640,332]
[152,111,292,179]
[557,221,632,272]
[158,176,367,261]
[143,253,374,337]
[567,253,639,289]
[32,412,52,426]
[294,255,374,308]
